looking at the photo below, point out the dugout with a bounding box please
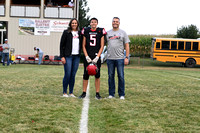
[0,0,79,60]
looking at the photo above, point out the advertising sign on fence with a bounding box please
[34,20,50,36]
[50,20,69,32]
[19,19,69,35]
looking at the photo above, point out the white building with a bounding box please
[0,0,79,57]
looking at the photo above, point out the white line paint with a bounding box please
[179,74,200,81]
[79,81,90,133]
[150,71,200,81]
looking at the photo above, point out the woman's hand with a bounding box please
[61,57,66,64]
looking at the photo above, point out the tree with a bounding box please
[78,0,90,29]
[176,24,199,39]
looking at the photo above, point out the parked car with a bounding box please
[101,46,107,64]
[100,46,131,64]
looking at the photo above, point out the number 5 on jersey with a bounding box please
[90,34,96,46]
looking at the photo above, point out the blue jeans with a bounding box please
[63,55,80,94]
[38,52,43,65]
[107,59,125,97]
[2,53,10,66]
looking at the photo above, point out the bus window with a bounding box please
[193,42,199,51]
[185,42,191,51]
[162,41,170,50]
[178,41,184,50]
[171,41,177,50]
[156,42,160,49]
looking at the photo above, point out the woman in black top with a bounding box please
[60,18,82,97]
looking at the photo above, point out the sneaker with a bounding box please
[120,96,125,100]
[95,93,102,100]
[78,93,86,99]
[107,95,114,99]
[69,94,76,98]
[63,94,69,97]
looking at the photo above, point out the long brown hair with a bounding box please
[67,18,79,32]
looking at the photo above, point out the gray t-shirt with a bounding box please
[106,29,130,59]
[36,47,43,54]
[2,43,10,53]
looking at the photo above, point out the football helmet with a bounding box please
[86,63,98,75]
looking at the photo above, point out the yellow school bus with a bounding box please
[151,37,200,67]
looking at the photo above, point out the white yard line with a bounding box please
[179,74,200,80]
[150,71,200,81]
[79,81,90,133]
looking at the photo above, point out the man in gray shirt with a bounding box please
[106,17,130,100]
[2,39,10,66]
[34,47,43,65]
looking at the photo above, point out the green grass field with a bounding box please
[0,59,200,132]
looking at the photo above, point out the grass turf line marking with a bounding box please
[79,81,90,133]
[146,70,200,81]
[161,71,200,81]
[178,74,200,81]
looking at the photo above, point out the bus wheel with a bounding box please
[185,58,196,68]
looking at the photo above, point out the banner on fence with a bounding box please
[19,19,69,35]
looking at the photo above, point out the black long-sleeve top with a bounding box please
[60,29,82,57]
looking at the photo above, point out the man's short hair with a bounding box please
[90,17,98,23]
[113,17,120,22]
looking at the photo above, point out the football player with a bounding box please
[79,18,106,99]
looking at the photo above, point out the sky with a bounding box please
[87,0,200,35]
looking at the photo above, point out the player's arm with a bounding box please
[97,36,104,57]
[124,43,130,65]
[82,36,92,63]
[92,28,106,64]
[92,36,104,64]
